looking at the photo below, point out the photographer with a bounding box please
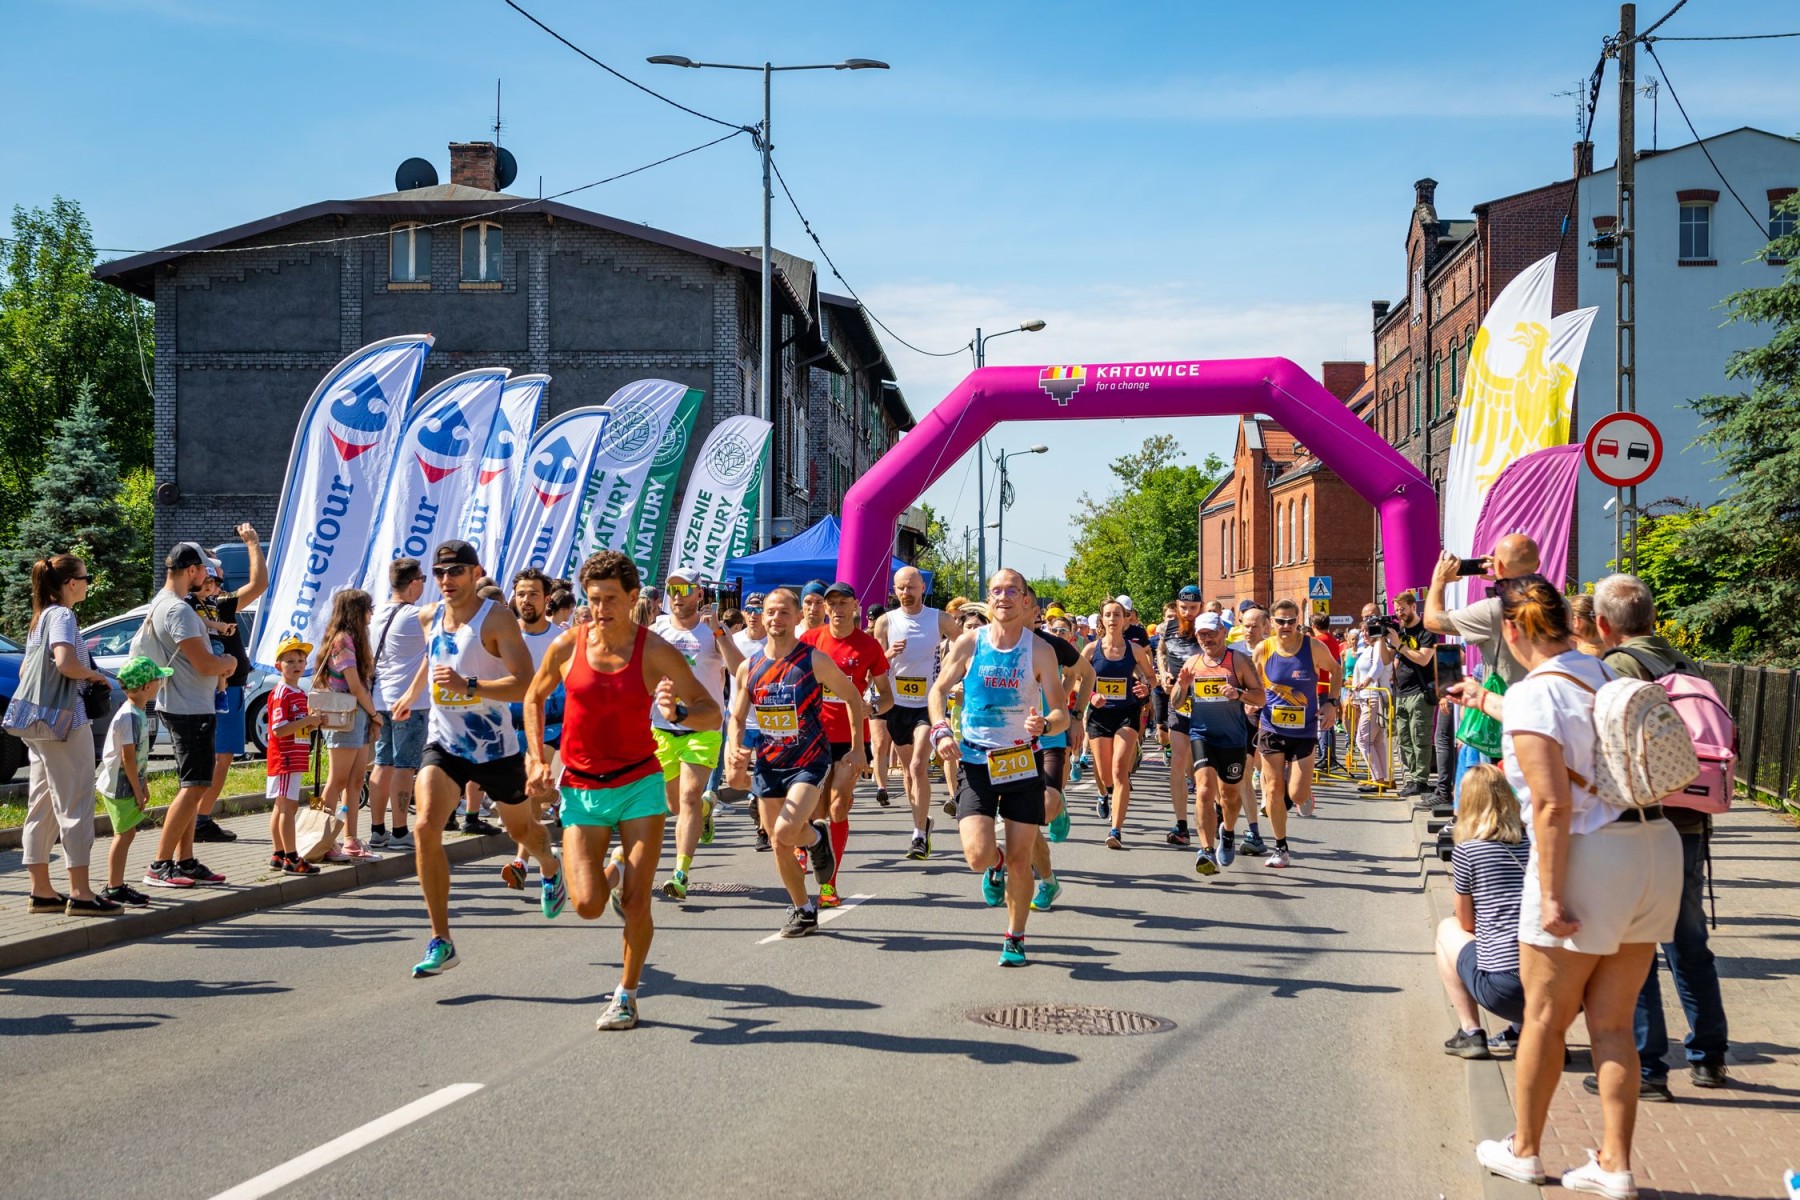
[1352,603,1394,792]
[1424,533,1539,686]
[1385,590,1439,798]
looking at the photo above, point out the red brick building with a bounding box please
[1364,144,1591,596]
[1197,363,1375,615]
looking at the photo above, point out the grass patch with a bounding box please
[0,762,271,829]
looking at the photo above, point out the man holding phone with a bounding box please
[1423,533,1540,687]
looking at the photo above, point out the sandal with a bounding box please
[65,894,124,916]
[28,892,68,914]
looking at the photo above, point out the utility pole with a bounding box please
[1615,3,1637,572]
[975,329,987,585]
[963,525,972,596]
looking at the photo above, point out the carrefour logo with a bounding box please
[477,409,521,484]
[706,431,758,486]
[599,395,662,465]
[529,436,581,507]
[1039,365,1087,406]
[326,374,391,460]
[414,402,474,483]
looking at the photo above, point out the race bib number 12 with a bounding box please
[1096,678,1128,700]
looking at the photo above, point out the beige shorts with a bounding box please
[1519,816,1682,956]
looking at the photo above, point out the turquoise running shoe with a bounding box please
[1046,808,1071,842]
[1030,877,1063,911]
[542,871,568,919]
[998,935,1027,967]
[1218,837,1237,868]
[411,937,458,978]
[980,866,1006,907]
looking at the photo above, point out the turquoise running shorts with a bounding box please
[559,771,669,829]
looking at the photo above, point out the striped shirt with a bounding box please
[1452,837,1530,973]
[745,643,827,772]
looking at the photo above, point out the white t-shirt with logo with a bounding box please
[372,601,428,711]
[1501,650,1619,837]
[652,616,724,733]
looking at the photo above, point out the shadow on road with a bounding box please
[659,1015,1082,1065]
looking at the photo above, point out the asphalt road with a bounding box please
[2,759,1479,1200]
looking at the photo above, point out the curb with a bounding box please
[0,829,514,974]
[0,790,274,853]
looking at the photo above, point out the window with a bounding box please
[1447,343,1460,405]
[1410,264,1424,325]
[1431,356,1443,422]
[1411,372,1422,434]
[1770,192,1796,264]
[461,222,503,281]
[1300,496,1309,561]
[1679,203,1712,263]
[389,223,431,282]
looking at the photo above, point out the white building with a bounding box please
[1574,126,1799,582]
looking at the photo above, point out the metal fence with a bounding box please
[1699,661,1799,806]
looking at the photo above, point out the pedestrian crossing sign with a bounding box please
[1308,576,1332,600]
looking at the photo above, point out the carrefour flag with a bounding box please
[497,406,612,591]
[670,415,772,583]
[251,335,432,670]
[460,373,547,577]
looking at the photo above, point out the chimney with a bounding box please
[1414,177,1438,209]
[449,141,498,190]
[1372,299,1391,325]
[1321,362,1369,403]
[1573,140,1594,178]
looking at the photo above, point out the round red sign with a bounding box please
[1583,412,1663,488]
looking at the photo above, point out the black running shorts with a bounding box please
[1255,729,1318,761]
[881,704,932,744]
[421,744,528,804]
[953,759,1046,825]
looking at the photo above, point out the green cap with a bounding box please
[119,655,174,690]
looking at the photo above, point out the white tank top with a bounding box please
[886,604,942,708]
[519,623,560,670]
[650,615,724,732]
[427,599,520,762]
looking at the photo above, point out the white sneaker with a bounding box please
[1561,1149,1636,1199]
[1264,846,1291,869]
[1475,1136,1546,1186]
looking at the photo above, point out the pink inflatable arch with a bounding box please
[837,357,1439,608]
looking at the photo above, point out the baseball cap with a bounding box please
[1238,599,1259,613]
[801,580,829,599]
[1115,594,1134,611]
[1044,604,1067,619]
[433,540,479,568]
[1176,585,1202,602]
[166,541,207,571]
[118,655,174,690]
[275,636,313,660]
[1196,612,1225,633]
[823,581,857,598]
[204,556,225,581]
[744,591,767,606]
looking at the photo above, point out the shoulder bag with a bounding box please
[2,611,84,743]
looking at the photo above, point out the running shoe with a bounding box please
[1356,782,1385,794]
[343,838,380,860]
[819,883,841,908]
[411,937,459,978]
[1474,1136,1546,1187]
[1195,848,1219,876]
[501,858,528,890]
[1068,759,1084,784]
[700,793,716,846]
[779,905,818,938]
[1560,1150,1636,1200]
[192,818,237,843]
[1106,829,1124,849]
[323,843,352,863]
[368,829,390,849]
[542,871,568,920]
[462,815,502,837]
[1241,831,1269,857]
[1046,808,1071,842]
[755,827,772,852]
[1264,845,1291,869]
[661,870,689,900]
[941,793,957,817]
[1218,838,1237,868]
[805,820,836,884]
[281,857,319,876]
[875,787,890,808]
[980,866,1006,907]
[1443,1029,1490,1059]
[177,858,228,886]
[100,884,151,907]
[1299,793,1315,817]
[998,935,1027,967]
[906,833,931,860]
[1165,826,1191,847]
[794,846,810,873]
[1030,878,1062,911]
[1096,793,1111,820]
[268,853,286,870]
[595,992,639,1031]
[390,828,416,848]
[610,883,625,919]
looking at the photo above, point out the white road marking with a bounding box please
[207,1083,483,1200]
[757,893,875,943]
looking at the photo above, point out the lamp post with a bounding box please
[650,53,889,550]
[973,320,1046,581]
[993,444,1049,570]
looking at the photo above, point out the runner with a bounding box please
[871,566,960,860]
[1174,612,1266,874]
[1155,588,1205,845]
[800,581,895,908]
[522,551,719,1030]
[724,588,867,937]
[798,580,830,635]
[1082,599,1156,849]
[1251,598,1340,867]
[1309,612,1345,773]
[499,567,564,893]
[393,540,562,978]
[1028,599,1092,909]
[651,571,744,901]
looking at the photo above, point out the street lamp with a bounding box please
[993,444,1049,571]
[973,320,1047,581]
[650,53,890,551]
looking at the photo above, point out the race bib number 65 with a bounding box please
[1193,678,1227,700]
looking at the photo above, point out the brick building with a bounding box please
[93,140,913,568]
[1197,362,1375,615]
[1365,144,1589,596]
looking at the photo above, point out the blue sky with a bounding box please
[8,0,1797,579]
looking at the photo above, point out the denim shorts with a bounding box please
[324,707,369,750]
[374,709,426,769]
[1455,941,1526,1025]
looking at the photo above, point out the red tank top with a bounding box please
[561,624,660,788]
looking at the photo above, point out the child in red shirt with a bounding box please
[267,637,324,874]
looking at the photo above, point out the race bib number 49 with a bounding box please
[986,744,1036,785]
[895,676,927,700]
[1096,678,1128,700]
[1271,705,1306,729]
[754,705,798,739]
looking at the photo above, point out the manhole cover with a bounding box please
[967,1004,1173,1036]
[684,881,756,895]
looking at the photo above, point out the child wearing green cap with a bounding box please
[97,656,175,906]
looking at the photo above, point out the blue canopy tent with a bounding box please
[722,515,931,597]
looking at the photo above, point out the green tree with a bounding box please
[1063,435,1226,613]
[1,386,149,632]
[1663,191,1800,665]
[1,197,154,531]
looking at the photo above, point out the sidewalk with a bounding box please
[0,803,514,971]
[1422,799,1800,1200]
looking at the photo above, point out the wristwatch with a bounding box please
[466,676,479,696]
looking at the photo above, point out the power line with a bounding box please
[1642,41,1771,238]
[766,155,971,358]
[1648,31,1800,41]
[498,0,749,133]
[1636,0,1688,41]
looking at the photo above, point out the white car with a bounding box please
[82,604,280,756]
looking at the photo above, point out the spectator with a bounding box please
[369,558,428,851]
[1437,763,1529,1058]
[1569,593,1604,658]
[1424,532,1540,685]
[132,543,236,889]
[310,588,382,860]
[1351,607,1394,793]
[96,656,173,908]
[1455,575,1682,1197]
[1309,613,1344,771]
[546,588,576,627]
[189,524,267,844]
[1385,589,1439,798]
[264,637,321,874]
[1593,572,1730,1096]
[10,554,118,914]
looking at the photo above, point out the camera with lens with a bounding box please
[1365,614,1399,638]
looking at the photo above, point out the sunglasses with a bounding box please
[1273,617,1299,627]
[743,605,763,614]
[666,583,699,598]
[432,564,470,579]
[68,573,91,582]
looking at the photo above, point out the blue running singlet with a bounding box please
[1256,635,1319,738]
[960,627,1038,766]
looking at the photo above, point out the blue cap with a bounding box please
[801,579,829,598]
[823,581,857,598]
[1177,585,1202,602]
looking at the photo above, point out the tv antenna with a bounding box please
[1640,76,1660,152]
[1551,78,1586,140]
[493,79,503,147]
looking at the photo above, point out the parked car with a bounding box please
[0,628,125,783]
[81,602,276,756]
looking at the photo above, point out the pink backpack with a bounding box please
[1614,649,1738,813]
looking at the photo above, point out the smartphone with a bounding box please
[1456,557,1489,577]
[1435,644,1466,687]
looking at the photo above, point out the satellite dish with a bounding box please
[395,157,439,192]
[495,147,519,191]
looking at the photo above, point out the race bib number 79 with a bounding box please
[1271,705,1306,728]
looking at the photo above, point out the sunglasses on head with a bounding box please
[666,583,699,598]
[432,564,470,579]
